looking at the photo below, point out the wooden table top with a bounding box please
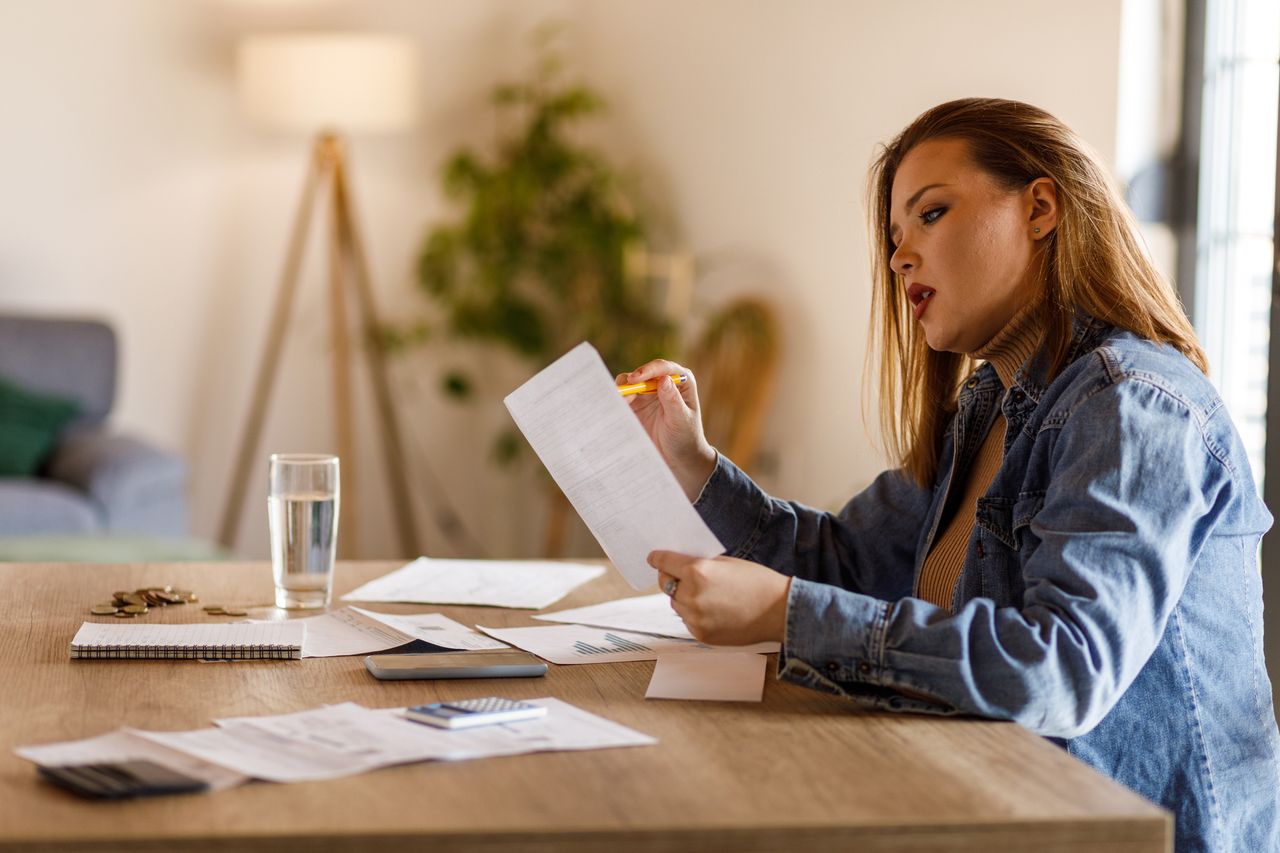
[0,561,1170,852]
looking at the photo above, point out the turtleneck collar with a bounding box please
[970,295,1046,390]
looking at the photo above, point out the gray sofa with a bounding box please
[0,314,188,536]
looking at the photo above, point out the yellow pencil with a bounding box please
[617,373,688,396]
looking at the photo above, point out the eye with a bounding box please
[920,206,946,225]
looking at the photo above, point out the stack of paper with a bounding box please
[17,699,655,787]
[526,593,779,701]
[476,622,777,665]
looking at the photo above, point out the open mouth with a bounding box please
[906,284,936,319]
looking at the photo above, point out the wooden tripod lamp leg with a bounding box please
[332,153,422,558]
[217,139,327,550]
[325,137,359,559]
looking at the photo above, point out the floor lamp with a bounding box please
[219,34,422,558]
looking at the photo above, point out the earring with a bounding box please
[1033,227,1041,234]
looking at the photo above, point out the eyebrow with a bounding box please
[889,182,951,245]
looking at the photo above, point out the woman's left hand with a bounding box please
[647,551,791,646]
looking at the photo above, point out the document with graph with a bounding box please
[504,342,725,589]
[476,623,778,665]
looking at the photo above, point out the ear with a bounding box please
[1024,177,1059,239]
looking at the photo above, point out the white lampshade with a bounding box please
[237,33,421,134]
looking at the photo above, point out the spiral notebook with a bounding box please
[69,622,305,660]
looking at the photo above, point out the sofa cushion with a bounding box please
[0,315,115,427]
[0,377,79,476]
[0,479,100,534]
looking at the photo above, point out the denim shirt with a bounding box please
[695,319,1280,853]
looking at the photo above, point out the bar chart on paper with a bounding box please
[475,624,779,665]
[573,633,654,656]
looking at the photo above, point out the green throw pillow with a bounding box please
[0,376,79,476]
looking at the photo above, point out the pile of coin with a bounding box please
[201,605,248,618]
[89,586,198,618]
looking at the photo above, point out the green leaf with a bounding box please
[492,430,523,467]
[373,321,431,354]
[443,152,486,197]
[442,370,473,400]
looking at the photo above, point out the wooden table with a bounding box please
[0,561,1170,852]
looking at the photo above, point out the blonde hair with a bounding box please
[866,98,1206,489]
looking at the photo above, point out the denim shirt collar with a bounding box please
[954,312,1112,456]
[959,311,1111,408]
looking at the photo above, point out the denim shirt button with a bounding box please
[1012,390,1025,403]
[965,377,978,389]
[826,661,839,673]
[858,662,871,675]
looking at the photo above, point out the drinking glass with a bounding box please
[268,453,339,609]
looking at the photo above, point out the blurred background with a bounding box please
[0,0,1276,698]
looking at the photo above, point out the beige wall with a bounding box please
[0,0,1122,559]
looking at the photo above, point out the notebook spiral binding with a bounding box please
[70,644,301,660]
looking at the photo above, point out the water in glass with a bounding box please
[269,492,338,609]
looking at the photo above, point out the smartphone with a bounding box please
[364,651,548,680]
[403,697,548,729]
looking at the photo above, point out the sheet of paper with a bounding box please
[137,721,375,784]
[477,623,779,665]
[138,699,654,784]
[253,607,508,658]
[342,557,604,609]
[14,728,248,791]
[370,697,657,761]
[534,593,695,639]
[353,608,509,651]
[503,342,724,589]
[271,607,412,658]
[645,652,769,702]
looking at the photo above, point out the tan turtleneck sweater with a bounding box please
[916,300,1045,610]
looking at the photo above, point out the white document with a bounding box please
[476,623,779,665]
[534,593,695,640]
[645,652,769,702]
[257,606,508,658]
[353,609,510,652]
[14,728,248,791]
[503,342,725,589]
[137,699,653,784]
[376,697,657,761]
[342,557,604,609]
[137,719,378,784]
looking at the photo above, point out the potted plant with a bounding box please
[400,29,677,554]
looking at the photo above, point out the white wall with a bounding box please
[570,0,1123,517]
[0,0,1122,560]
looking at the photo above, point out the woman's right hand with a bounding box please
[617,359,718,502]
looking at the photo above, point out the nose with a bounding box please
[890,240,916,276]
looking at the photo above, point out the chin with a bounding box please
[921,328,959,354]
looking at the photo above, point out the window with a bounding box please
[1193,0,1279,489]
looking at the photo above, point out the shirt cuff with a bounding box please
[778,577,957,717]
[692,453,772,559]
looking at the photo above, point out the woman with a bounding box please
[621,98,1279,852]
